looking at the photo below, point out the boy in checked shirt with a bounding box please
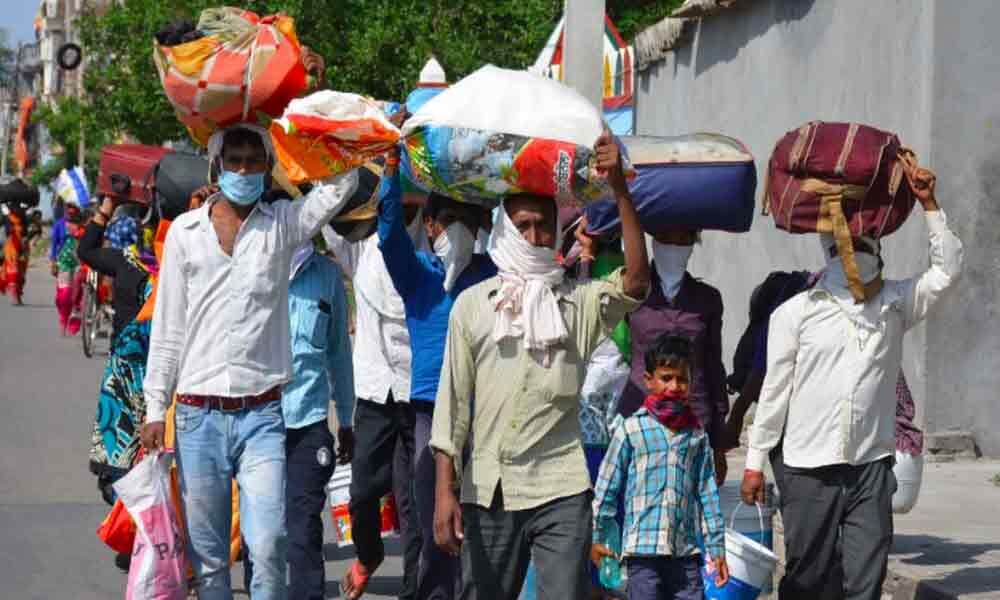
[592,335,729,599]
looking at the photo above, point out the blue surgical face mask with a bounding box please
[218,170,266,206]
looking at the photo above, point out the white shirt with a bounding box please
[747,211,963,471]
[143,172,359,422]
[324,232,412,404]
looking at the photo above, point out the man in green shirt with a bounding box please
[429,134,649,599]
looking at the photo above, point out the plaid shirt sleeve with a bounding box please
[696,435,726,558]
[592,416,630,544]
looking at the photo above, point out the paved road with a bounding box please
[0,267,403,599]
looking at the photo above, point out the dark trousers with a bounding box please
[460,488,592,600]
[779,457,896,600]
[244,420,336,600]
[415,402,460,599]
[772,443,843,600]
[349,396,420,600]
[626,555,704,600]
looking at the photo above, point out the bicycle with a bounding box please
[81,266,114,358]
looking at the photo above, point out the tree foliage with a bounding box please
[74,0,682,147]
[607,0,686,41]
[30,96,110,186]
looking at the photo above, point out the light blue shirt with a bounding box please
[284,251,355,429]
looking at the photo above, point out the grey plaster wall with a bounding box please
[634,0,999,455]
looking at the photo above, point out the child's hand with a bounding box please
[714,557,730,587]
[590,543,615,569]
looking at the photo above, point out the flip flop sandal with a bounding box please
[340,560,373,599]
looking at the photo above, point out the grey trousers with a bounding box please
[779,457,896,600]
[460,488,592,600]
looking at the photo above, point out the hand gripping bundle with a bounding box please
[766,121,918,300]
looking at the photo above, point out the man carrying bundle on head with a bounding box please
[741,161,962,600]
[340,136,496,600]
[140,122,359,600]
[429,132,650,600]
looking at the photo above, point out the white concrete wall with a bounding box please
[634,0,1000,455]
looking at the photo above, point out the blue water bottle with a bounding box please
[598,520,622,589]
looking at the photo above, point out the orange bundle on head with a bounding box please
[153,7,307,146]
[270,90,402,185]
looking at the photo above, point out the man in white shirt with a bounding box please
[741,165,963,600]
[139,124,358,600]
[324,201,427,600]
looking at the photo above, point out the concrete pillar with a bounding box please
[562,0,605,110]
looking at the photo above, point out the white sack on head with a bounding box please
[402,65,604,148]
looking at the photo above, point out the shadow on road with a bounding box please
[892,534,1000,597]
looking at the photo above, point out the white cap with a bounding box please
[418,57,447,87]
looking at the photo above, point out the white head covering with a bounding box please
[206,123,275,181]
[489,201,568,355]
[817,233,884,348]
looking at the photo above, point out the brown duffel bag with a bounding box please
[766,121,918,300]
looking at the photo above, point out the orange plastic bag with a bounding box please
[97,497,138,554]
[153,7,307,146]
[271,91,401,184]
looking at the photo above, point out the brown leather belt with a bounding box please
[176,387,281,412]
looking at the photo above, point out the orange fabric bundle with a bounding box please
[153,7,307,146]
[271,91,402,185]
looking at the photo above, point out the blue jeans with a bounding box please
[175,400,287,600]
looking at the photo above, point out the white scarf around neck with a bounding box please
[488,202,568,352]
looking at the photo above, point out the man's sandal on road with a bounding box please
[341,560,375,599]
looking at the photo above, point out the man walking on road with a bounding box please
[367,148,495,600]
[741,164,963,600]
[242,237,357,600]
[430,133,649,600]
[140,123,358,600]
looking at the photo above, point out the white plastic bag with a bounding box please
[579,339,630,446]
[892,450,924,514]
[114,451,188,600]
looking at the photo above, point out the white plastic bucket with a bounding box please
[703,504,779,600]
[325,466,399,547]
[717,482,775,550]
[892,450,924,514]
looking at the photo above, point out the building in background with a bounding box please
[630,0,999,457]
[529,14,635,135]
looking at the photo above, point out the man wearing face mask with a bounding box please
[741,165,962,600]
[430,133,650,600]
[139,123,359,600]
[618,228,732,484]
[374,148,496,600]
[325,200,427,600]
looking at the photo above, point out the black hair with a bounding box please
[222,128,268,156]
[424,192,482,223]
[644,335,693,375]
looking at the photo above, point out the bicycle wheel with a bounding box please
[81,283,97,358]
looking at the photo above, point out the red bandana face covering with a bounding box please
[643,391,701,431]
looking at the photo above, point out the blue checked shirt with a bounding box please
[284,252,355,430]
[592,409,725,559]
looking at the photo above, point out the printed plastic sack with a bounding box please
[115,451,188,600]
[270,91,401,185]
[584,134,756,236]
[402,65,612,206]
[97,497,137,555]
[153,8,307,146]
